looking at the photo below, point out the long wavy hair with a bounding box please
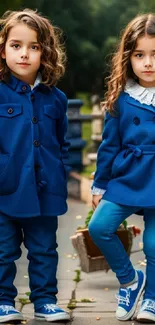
[0,9,66,86]
[103,13,155,113]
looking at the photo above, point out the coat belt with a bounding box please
[123,144,155,158]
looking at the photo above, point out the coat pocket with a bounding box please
[0,153,19,195]
[0,103,22,118]
[44,105,60,119]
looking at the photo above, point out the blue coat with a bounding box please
[0,74,70,217]
[93,91,155,208]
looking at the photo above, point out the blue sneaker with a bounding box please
[34,303,70,322]
[137,299,155,322]
[0,305,23,322]
[116,270,146,321]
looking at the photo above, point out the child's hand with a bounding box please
[92,194,102,210]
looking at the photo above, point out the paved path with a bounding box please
[14,199,145,324]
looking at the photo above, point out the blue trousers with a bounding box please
[0,213,58,308]
[88,199,155,300]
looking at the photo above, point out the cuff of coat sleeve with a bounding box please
[91,186,106,195]
[92,181,108,190]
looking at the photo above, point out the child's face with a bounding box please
[1,23,42,85]
[130,35,155,88]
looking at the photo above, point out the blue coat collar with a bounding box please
[125,94,155,114]
[3,73,50,94]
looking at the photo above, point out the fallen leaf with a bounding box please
[66,254,72,258]
[96,316,100,320]
[76,215,82,219]
[90,297,96,302]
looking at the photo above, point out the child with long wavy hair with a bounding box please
[0,8,70,322]
[89,13,155,323]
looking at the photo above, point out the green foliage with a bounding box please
[67,302,76,310]
[73,269,81,283]
[85,209,94,228]
[80,208,128,229]
[80,298,94,303]
[80,163,96,178]
[77,92,92,154]
[0,0,23,15]
[122,219,128,229]
[1,0,155,95]
[18,298,30,305]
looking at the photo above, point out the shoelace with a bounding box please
[116,288,131,307]
[141,299,155,313]
[44,304,59,312]
[0,305,16,314]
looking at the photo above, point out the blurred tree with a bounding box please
[21,0,104,96]
[0,0,22,15]
[139,0,155,11]
[0,0,155,96]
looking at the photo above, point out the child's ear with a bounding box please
[41,59,45,66]
[1,51,6,59]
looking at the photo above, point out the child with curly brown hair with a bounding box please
[0,8,70,322]
[89,13,155,323]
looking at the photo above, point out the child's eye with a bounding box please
[11,44,20,49]
[135,53,143,58]
[31,45,39,50]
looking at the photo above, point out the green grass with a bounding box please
[75,92,97,177]
[76,92,92,152]
[80,162,96,178]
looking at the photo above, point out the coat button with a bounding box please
[133,116,140,125]
[8,108,14,114]
[33,140,40,147]
[32,117,38,123]
[22,85,27,91]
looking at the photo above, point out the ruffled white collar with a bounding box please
[125,79,155,107]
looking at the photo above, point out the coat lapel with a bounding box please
[126,95,155,114]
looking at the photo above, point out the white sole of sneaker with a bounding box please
[116,272,146,321]
[137,311,155,323]
[35,312,70,322]
[0,313,23,323]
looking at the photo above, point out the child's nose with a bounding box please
[21,48,29,59]
[144,57,152,67]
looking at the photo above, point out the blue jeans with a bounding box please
[0,214,58,308]
[88,199,155,300]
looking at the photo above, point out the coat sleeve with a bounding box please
[92,111,121,190]
[56,94,71,175]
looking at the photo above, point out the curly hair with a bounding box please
[103,13,155,113]
[0,8,66,86]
